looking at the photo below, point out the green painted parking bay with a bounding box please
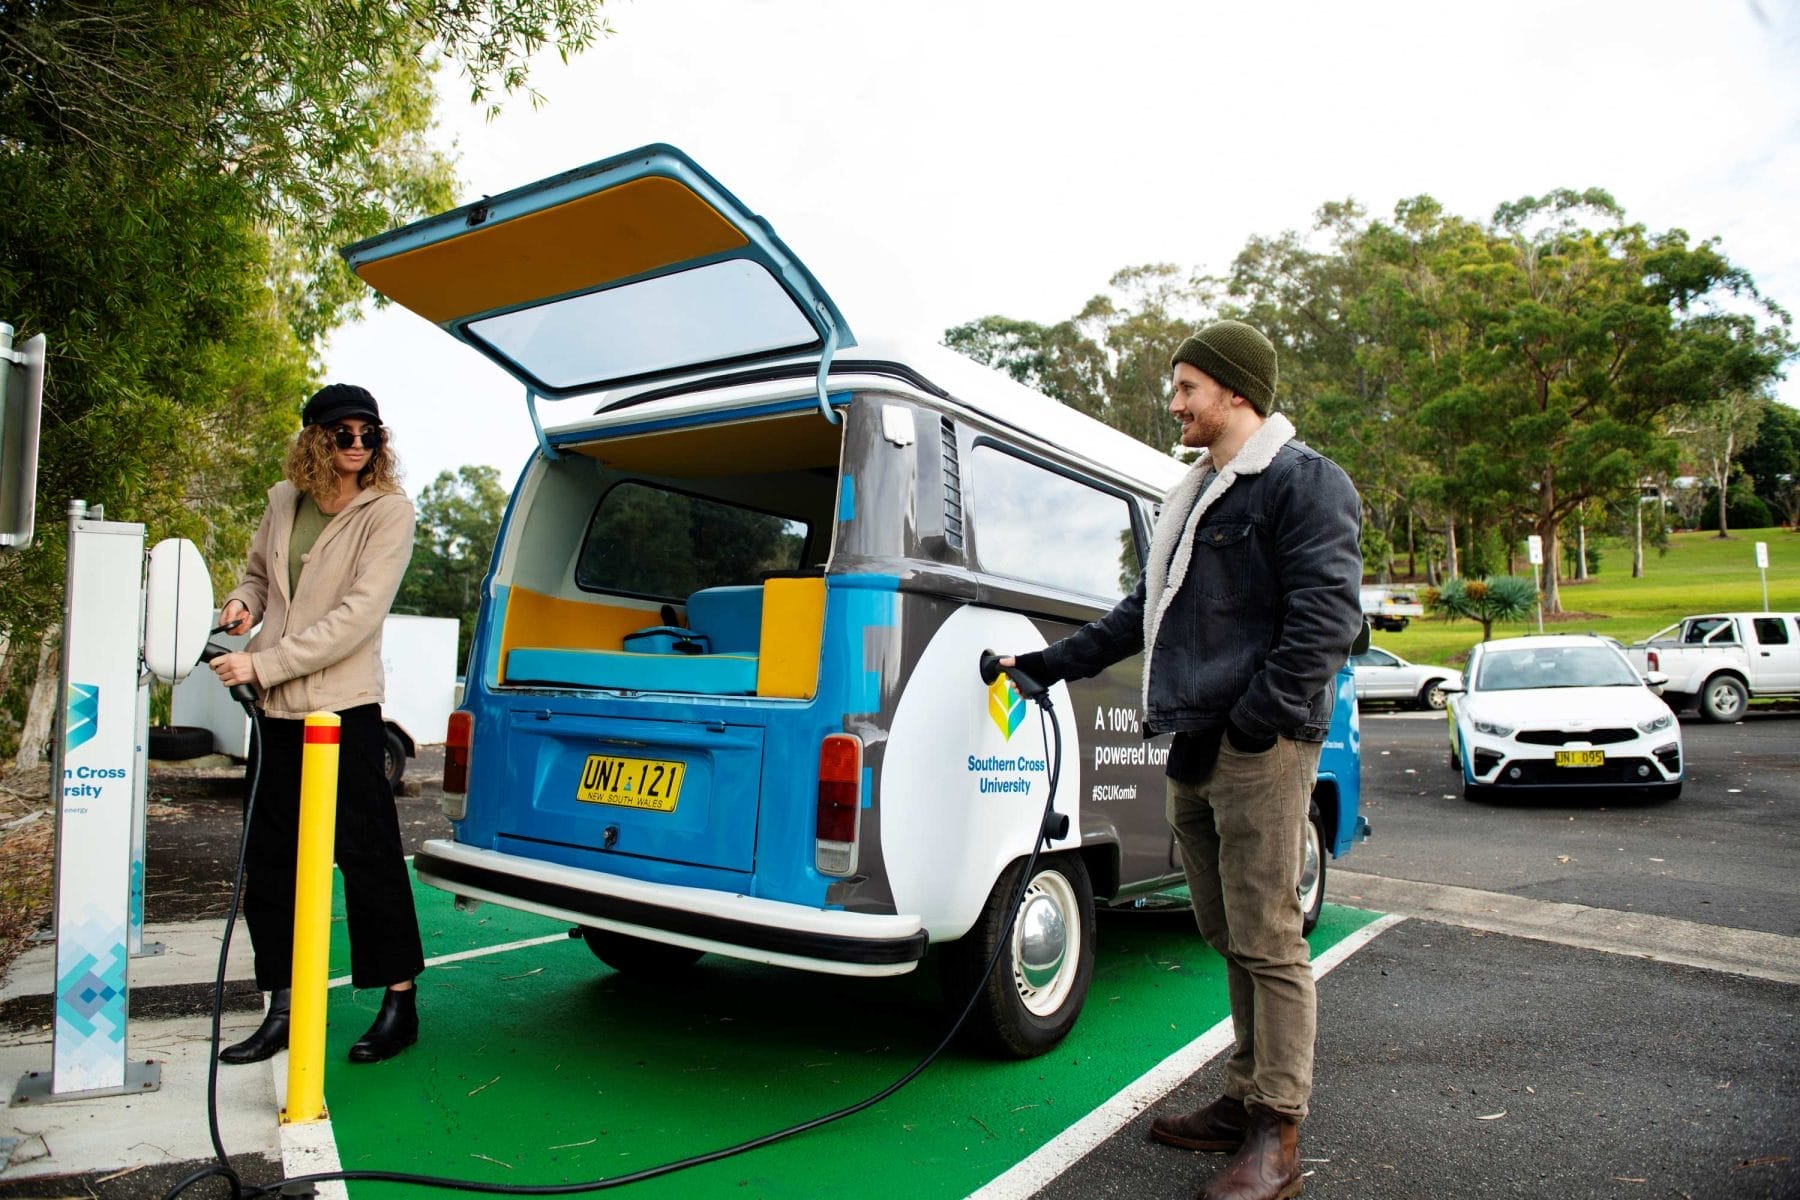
[312,878,1383,1198]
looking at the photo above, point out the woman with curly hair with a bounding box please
[208,383,425,1066]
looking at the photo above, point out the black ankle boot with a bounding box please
[348,986,418,1063]
[219,988,291,1064]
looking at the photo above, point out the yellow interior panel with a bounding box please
[498,587,656,680]
[573,412,843,478]
[355,177,750,326]
[755,577,827,699]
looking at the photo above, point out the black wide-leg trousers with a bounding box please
[241,704,425,991]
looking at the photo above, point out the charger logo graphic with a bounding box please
[65,683,99,753]
[988,674,1025,740]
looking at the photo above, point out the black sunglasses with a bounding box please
[330,425,384,451]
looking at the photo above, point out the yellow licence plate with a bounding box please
[1554,750,1606,768]
[576,754,685,811]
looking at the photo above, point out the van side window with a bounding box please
[576,480,808,599]
[1752,618,1790,645]
[968,446,1141,600]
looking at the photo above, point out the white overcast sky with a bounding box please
[323,0,1800,499]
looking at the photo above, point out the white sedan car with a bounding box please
[1444,634,1682,802]
[1351,645,1462,710]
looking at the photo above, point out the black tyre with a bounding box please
[1448,745,1461,772]
[1660,691,1693,714]
[382,726,407,792]
[1698,675,1747,724]
[1648,781,1683,801]
[1298,805,1326,936]
[148,724,212,761]
[943,853,1095,1059]
[1418,681,1449,711]
[1462,779,1493,803]
[580,928,704,975]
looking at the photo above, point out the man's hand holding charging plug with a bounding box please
[210,599,257,691]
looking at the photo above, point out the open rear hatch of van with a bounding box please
[339,142,854,410]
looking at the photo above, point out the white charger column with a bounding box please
[13,500,159,1101]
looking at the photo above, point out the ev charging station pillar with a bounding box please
[14,500,160,1102]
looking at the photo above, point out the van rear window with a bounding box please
[576,481,808,599]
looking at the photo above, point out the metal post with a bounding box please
[283,712,340,1125]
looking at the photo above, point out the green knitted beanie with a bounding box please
[1169,320,1278,414]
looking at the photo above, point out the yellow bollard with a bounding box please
[282,712,339,1125]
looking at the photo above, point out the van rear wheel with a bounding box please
[580,929,704,976]
[1298,805,1326,936]
[943,853,1095,1059]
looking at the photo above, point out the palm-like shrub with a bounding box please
[1420,576,1539,642]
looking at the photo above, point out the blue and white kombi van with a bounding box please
[344,145,1365,1057]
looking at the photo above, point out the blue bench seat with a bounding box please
[506,647,758,694]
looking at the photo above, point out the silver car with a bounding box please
[1351,645,1462,710]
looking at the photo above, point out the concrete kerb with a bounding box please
[1332,868,1800,985]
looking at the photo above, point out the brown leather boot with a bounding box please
[1200,1104,1301,1200]
[1149,1093,1249,1152]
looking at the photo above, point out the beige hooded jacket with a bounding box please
[224,480,415,721]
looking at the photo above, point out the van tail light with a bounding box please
[815,733,863,876]
[443,710,473,800]
[1647,650,1659,671]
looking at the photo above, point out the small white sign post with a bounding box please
[1755,541,1770,611]
[1527,534,1544,633]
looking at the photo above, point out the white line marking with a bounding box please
[968,911,1407,1200]
[326,933,569,989]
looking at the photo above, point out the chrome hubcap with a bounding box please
[1298,824,1322,912]
[1013,869,1078,1016]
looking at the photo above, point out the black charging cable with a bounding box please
[167,651,1064,1200]
[164,626,264,1200]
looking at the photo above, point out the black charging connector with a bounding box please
[978,648,1050,703]
[200,621,258,709]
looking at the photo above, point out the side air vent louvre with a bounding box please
[939,416,964,552]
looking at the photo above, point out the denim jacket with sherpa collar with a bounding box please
[1037,413,1363,742]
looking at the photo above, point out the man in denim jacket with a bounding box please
[1004,320,1362,1200]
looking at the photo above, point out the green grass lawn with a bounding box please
[1370,526,1799,667]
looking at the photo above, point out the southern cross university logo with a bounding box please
[988,674,1025,740]
[65,683,99,753]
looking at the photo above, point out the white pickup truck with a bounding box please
[1626,612,1800,722]
[1361,586,1425,633]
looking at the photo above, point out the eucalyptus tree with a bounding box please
[396,465,508,664]
[1665,389,1769,539]
[1467,190,1786,610]
[1227,200,1432,577]
[1740,401,1800,528]
[0,0,610,764]
[945,264,1213,453]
